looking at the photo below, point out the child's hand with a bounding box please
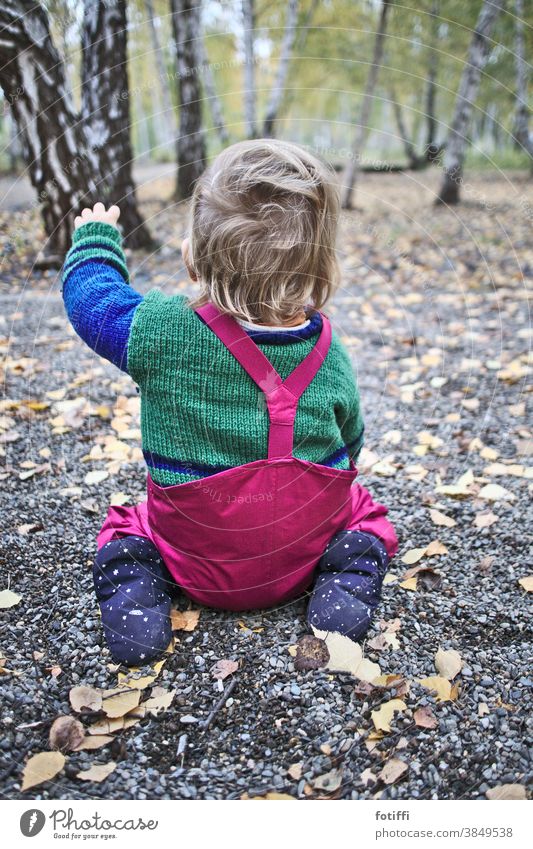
[74,202,120,230]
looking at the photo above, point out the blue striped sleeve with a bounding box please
[61,222,142,373]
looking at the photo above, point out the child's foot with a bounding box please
[306,530,389,642]
[93,536,173,666]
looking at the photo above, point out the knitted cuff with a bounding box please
[63,221,129,284]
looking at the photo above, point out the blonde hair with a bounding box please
[187,139,340,325]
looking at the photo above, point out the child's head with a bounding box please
[185,139,340,325]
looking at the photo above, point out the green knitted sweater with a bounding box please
[127,290,364,485]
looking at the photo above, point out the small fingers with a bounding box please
[107,205,120,223]
[93,201,106,216]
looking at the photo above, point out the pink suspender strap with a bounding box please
[195,303,332,459]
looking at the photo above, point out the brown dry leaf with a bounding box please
[21,751,65,791]
[109,491,130,506]
[0,589,22,609]
[429,509,456,528]
[425,540,448,557]
[84,470,109,486]
[371,699,406,732]
[418,676,456,702]
[49,716,85,753]
[73,735,114,751]
[287,763,303,780]
[486,784,527,800]
[211,659,239,680]
[378,758,408,785]
[474,511,499,528]
[143,688,175,716]
[360,768,378,787]
[414,706,438,729]
[47,665,62,678]
[312,768,344,792]
[435,469,475,498]
[76,762,116,783]
[101,687,141,718]
[88,707,145,735]
[435,648,463,680]
[248,792,295,800]
[518,576,533,592]
[294,634,330,671]
[478,703,490,717]
[69,685,103,713]
[170,609,200,631]
[401,547,427,565]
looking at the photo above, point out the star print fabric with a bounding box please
[93,536,174,665]
[306,530,389,642]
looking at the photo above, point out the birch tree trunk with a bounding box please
[436,0,506,205]
[263,0,299,137]
[82,0,153,248]
[242,0,257,138]
[144,0,177,148]
[513,0,533,165]
[198,35,229,145]
[341,0,392,209]
[0,0,99,257]
[389,86,422,169]
[424,0,439,158]
[171,0,207,199]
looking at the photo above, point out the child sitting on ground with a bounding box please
[62,139,397,666]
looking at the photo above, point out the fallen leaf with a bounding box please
[211,659,239,680]
[378,758,408,785]
[401,547,427,565]
[294,634,330,671]
[0,589,22,609]
[101,687,141,718]
[518,576,533,592]
[21,751,65,791]
[312,768,343,792]
[478,703,490,717]
[435,648,463,680]
[76,762,116,783]
[117,659,166,690]
[287,763,303,780]
[477,483,516,502]
[414,706,438,729]
[69,685,103,713]
[248,792,295,800]
[73,735,115,751]
[399,577,418,591]
[170,609,200,631]
[17,523,43,535]
[360,768,377,786]
[84,470,109,486]
[49,716,85,752]
[371,699,407,732]
[418,676,457,702]
[429,509,456,527]
[312,629,381,681]
[474,511,499,528]
[486,784,526,800]
[425,540,448,556]
[143,688,175,716]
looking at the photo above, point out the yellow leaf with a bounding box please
[21,751,65,791]
[474,511,499,528]
[418,676,454,702]
[435,648,462,680]
[429,509,456,527]
[76,762,116,783]
[425,540,448,557]
[69,685,103,713]
[311,628,380,681]
[371,699,407,733]
[117,659,166,690]
[73,735,114,751]
[401,547,426,565]
[518,576,533,592]
[143,688,175,716]
[399,577,418,591]
[378,757,408,785]
[101,687,141,718]
[84,470,109,486]
[486,784,526,800]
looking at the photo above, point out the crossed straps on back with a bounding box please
[195,303,332,460]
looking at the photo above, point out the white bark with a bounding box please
[144,0,177,147]
[263,0,299,137]
[436,0,507,204]
[242,0,256,138]
[342,0,392,209]
[513,0,533,163]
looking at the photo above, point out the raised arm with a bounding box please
[61,204,143,373]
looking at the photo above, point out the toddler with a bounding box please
[62,139,398,666]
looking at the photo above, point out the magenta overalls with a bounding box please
[97,303,398,611]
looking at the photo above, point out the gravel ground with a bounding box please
[0,169,531,800]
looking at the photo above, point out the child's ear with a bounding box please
[181,238,198,281]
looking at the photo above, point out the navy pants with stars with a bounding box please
[93,529,389,665]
